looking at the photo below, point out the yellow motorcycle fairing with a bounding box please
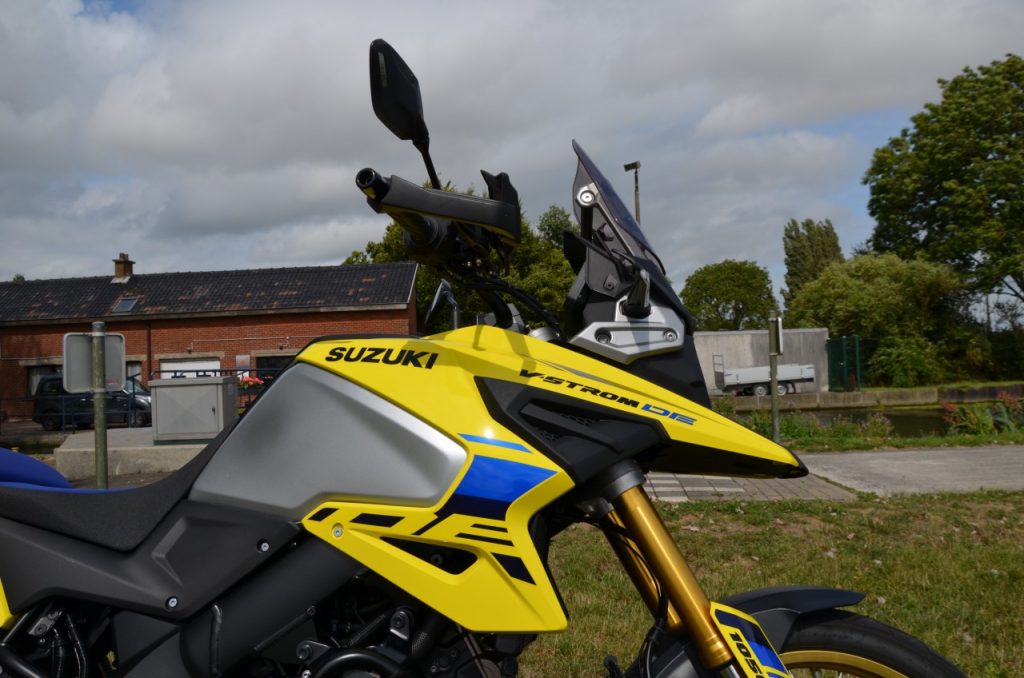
[0,578,14,630]
[301,441,572,633]
[295,325,800,633]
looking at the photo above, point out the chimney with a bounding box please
[112,253,135,283]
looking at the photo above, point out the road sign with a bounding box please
[63,332,125,393]
[769,316,784,356]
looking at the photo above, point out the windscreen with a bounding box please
[571,140,666,274]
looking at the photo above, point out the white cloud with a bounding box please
[1,0,1022,295]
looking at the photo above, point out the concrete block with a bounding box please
[875,388,937,406]
[938,384,1024,403]
[819,392,877,409]
[56,443,204,480]
[780,394,819,411]
[731,396,757,412]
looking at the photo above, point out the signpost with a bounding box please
[63,324,125,489]
[768,313,783,443]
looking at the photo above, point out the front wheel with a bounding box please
[778,610,965,677]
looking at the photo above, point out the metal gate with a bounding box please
[826,335,863,391]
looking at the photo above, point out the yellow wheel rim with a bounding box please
[780,649,909,677]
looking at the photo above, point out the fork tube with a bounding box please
[611,485,733,670]
[601,511,683,633]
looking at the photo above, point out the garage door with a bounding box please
[159,358,221,379]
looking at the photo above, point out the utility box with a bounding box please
[150,376,238,443]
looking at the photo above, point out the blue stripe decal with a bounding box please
[715,609,788,673]
[459,434,531,453]
[454,456,556,504]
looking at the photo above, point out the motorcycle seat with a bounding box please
[0,447,74,488]
[0,429,226,552]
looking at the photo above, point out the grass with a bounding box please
[520,492,1024,677]
[795,431,1024,452]
[862,380,1024,392]
[716,401,1024,452]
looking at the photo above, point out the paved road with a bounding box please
[800,446,1024,496]
[644,470,856,503]
[645,446,1024,502]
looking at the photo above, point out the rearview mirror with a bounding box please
[369,39,429,145]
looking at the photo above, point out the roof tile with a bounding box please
[0,262,417,323]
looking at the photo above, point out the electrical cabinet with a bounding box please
[151,376,238,442]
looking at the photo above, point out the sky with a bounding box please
[2,0,1021,300]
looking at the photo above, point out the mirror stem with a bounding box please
[414,140,442,190]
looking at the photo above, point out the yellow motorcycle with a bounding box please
[0,39,964,678]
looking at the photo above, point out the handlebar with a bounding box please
[356,168,521,245]
[356,169,449,246]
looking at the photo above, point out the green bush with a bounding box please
[859,412,895,438]
[779,412,822,439]
[867,335,945,387]
[824,415,860,439]
[711,397,737,419]
[943,393,1024,435]
[745,410,771,437]
[741,409,898,445]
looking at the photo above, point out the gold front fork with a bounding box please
[603,485,733,671]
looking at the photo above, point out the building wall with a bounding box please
[693,328,830,394]
[0,306,415,420]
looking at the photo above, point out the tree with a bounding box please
[536,205,576,247]
[679,260,776,331]
[344,204,578,332]
[864,54,1024,303]
[786,253,971,385]
[781,218,843,309]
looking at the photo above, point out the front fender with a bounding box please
[722,585,864,650]
[634,586,864,678]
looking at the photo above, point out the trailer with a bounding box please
[712,355,815,396]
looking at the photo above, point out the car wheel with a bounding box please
[40,413,61,431]
[752,384,769,397]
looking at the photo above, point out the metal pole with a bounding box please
[624,161,641,224]
[92,321,108,489]
[633,168,640,225]
[768,313,780,443]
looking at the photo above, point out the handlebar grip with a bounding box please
[355,168,389,201]
[356,167,520,245]
[356,168,448,245]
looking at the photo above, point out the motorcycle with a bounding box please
[0,39,965,678]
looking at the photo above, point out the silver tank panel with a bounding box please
[189,362,467,519]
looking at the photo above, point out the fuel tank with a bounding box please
[191,326,802,519]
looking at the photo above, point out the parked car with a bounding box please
[32,375,151,431]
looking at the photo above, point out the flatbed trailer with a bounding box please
[712,357,815,396]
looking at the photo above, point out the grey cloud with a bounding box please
[2,0,1023,291]
[695,132,854,193]
[155,163,357,235]
[247,216,388,265]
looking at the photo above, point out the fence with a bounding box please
[0,393,148,434]
[1,367,285,435]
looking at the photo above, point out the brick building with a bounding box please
[0,254,417,420]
